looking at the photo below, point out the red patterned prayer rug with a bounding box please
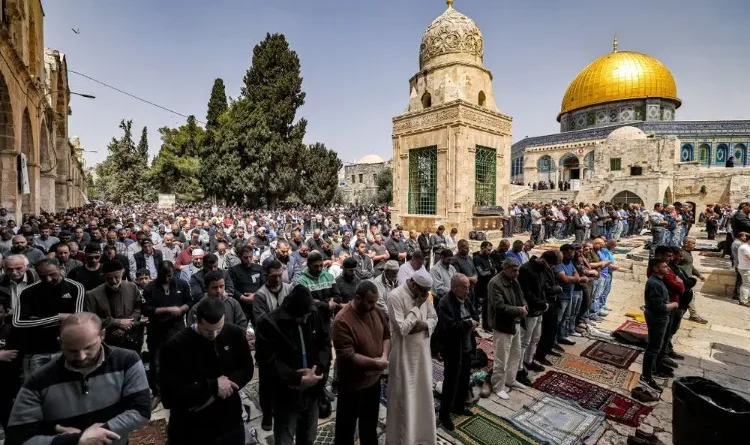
[129,418,168,445]
[533,370,653,427]
[581,340,641,369]
[613,320,648,348]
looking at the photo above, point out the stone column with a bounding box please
[0,151,19,222]
[40,171,56,212]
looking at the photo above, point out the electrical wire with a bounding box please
[68,69,206,124]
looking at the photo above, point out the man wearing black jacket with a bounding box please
[518,250,559,369]
[256,285,331,445]
[473,241,495,331]
[229,245,265,323]
[437,274,478,430]
[159,298,254,444]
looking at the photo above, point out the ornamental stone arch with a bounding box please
[0,71,17,215]
[558,152,579,168]
[20,107,35,214]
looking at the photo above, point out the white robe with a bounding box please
[386,283,439,445]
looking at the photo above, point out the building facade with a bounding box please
[392,1,512,235]
[340,154,392,205]
[0,0,87,223]
[510,37,750,209]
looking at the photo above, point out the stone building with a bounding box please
[511,37,750,209]
[391,0,512,235]
[340,154,392,204]
[0,0,87,222]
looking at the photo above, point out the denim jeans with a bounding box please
[590,278,605,316]
[643,310,670,379]
[273,395,319,445]
[566,291,582,336]
[22,353,61,381]
[593,275,612,312]
[556,298,571,340]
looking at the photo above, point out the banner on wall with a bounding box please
[17,153,30,194]
[158,194,176,209]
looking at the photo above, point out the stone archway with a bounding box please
[612,190,644,206]
[559,152,580,181]
[0,71,16,218]
[20,108,34,214]
[39,123,56,212]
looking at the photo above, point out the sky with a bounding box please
[42,0,750,167]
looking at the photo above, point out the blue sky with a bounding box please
[42,0,750,167]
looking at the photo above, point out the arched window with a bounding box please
[698,144,711,166]
[478,91,486,107]
[612,191,644,205]
[735,144,747,166]
[715,143,729,164]
[538,155,552,172]
[680,144,694,162]
[421,92,432,109]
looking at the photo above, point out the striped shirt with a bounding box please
[6,345,150,445]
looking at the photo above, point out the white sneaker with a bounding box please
[571,332,583,337]
[507,381,527,389]
[495,390,510,400]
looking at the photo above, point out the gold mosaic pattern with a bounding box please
[560,51,680,116]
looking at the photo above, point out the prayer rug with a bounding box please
[443,405,543,445]
[129,418,168,445]
[476,336,495,362]
[581,340,641,369]
[508,394,605,445]
[613,320,648,348]
[533,371,653,427]
[548,353,639,390]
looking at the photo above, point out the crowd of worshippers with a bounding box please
[528,179,573,191]
[501,200,696,247]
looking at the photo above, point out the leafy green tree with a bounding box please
[145,115,205,202]
[375,167,393,204]
[96,120,146,203]
[222,32,307,206]
[297,143,342,206]
[206,79,228,130]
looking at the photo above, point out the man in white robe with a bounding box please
[396,251,426,286]
[386,269,439,445]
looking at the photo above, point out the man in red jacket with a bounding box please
[647,246,684,378]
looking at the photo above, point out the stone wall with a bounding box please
[0,2,85,219]
[341,160,391,204]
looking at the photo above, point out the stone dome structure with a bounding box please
[358,154,385,164]
[419,1,483,70]
[607,126,647,141]
[559,42,680,119]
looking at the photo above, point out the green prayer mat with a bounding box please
[442,405,543,445]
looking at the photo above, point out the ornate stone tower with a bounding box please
[391,0,512,235]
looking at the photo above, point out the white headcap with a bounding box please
[411,268,433,288]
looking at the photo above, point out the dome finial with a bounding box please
[447,0,454,8]
[613,33,618,52]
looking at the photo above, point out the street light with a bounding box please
[38,89,96,174]
[70,91,96,99]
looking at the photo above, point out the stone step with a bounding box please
[515,189,578,204]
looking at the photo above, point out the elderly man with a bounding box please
[86,261,145,352]
[488,258,528,400]
[180,248,205,282]
[372,260,399,314]
[158,233,182,264]
[385,269,438,445]
[437,274,477,430]
[0,255,37,308]
[6,313,150,445]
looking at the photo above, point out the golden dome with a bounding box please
[420,2,483,70]
[559,45,680,119]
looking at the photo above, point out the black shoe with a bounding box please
[516,373,533,387]
[453,408,474,417]
[330,379,339,396]
[655,367,675,378]
[558,338,576,346]
[525,361,545,372]
[536,356,554,366]
[261,415,273,432]
[662,357,678,368]
[548,350,563,357]
[440,417,455,431]
[639,376,663,393]
[552,344,565,353]
[668,351,685,360]
[732,295,740,300]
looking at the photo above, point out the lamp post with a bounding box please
[38,89,95,174]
